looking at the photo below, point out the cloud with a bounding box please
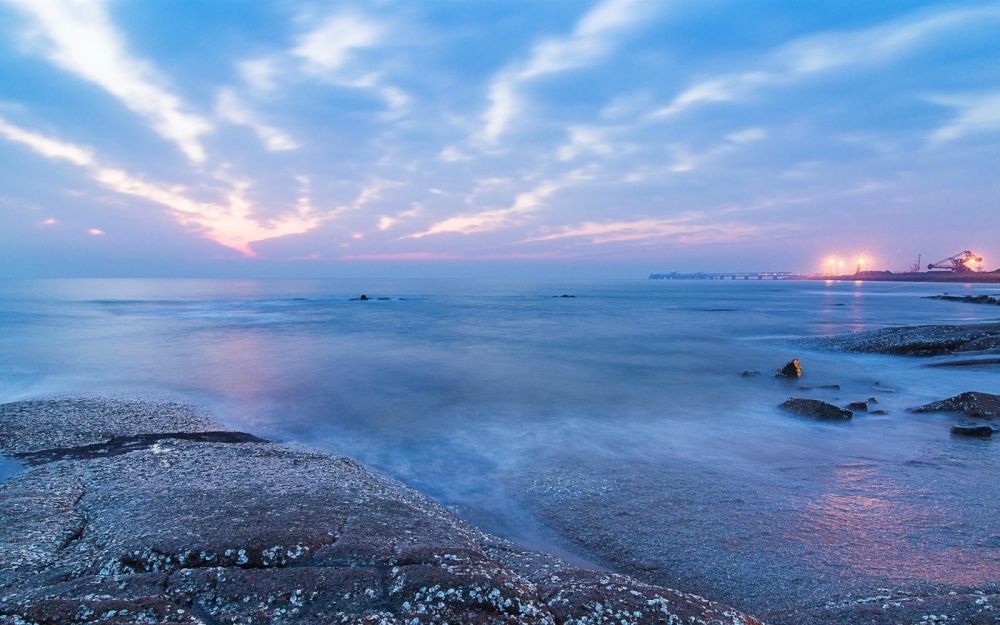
[525,216,764,245]
[407,171,590,238]
[558,125,616,161]
[927,90,1000,145]
[87,228,104,235]
[239,58,278,92]
[0,118,94,165]
[6,0,213,163]
[481,0,655,143]
[293,12,383,76]
[216,89,298,151]
[0,117,321,254]
[652,5,1000,119]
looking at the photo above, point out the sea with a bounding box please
[1,278,999,620]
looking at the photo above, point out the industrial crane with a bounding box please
[927,251,982,273]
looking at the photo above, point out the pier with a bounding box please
[649,272,795,280]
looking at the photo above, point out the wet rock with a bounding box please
[774,359,802,378]
[845,401,869,412]
[553,294,575,298]
[799,323,1000,356]
[867,397,878,404]
[870,409,889,415]
[0,398,762,625]
[951,424,993,438]
[742,370,761,377]
[926,294,1000,305]
[819,384,841,390]
[359,294,369,300]
[779,398,853,421]
[910,391,1000,420]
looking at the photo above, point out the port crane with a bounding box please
[927,251,982,273]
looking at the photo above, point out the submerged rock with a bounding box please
[0,398,762,625]
[870,409,889,415]
[774,359,803,378]
[741,370,761,377]
[845,401,869,412]
[951,423,994,438]
[819,384,841,390]
[910,391,1000,420]
[779,398,853,421]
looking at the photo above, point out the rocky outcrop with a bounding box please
[774,359,802,378]
[0,398,761,625]
[950,424,994,438]
[779,398,852,421]
[798,323,1000,356]
[926,294,1000,306]
[910,392,1000,419]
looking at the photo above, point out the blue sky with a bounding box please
[1,0,998,277]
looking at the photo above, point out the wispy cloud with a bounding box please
[481,0,656,143]
[525,216,765,245]
[0,117,322,254]
[407,170,591,238]
[293,12,383,76]
[927,90,1000,146]
[6,0,213,163]
[652,5,1000,119]
[216,89,298,151]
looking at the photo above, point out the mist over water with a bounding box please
[2,278,1000,617]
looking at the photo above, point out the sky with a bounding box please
[0,0,998,278]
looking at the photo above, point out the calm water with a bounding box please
[2,278,999,617]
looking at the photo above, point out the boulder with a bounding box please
[951,424,993,438]
[774,359,802,378]
[845,401,869,412]
[910,391,1000,420]
[779,398,852,421]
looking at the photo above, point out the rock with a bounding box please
[798,323,1000,356]
[774,359,802,378]
[926,294,1000,306]
[951,423,993,437]
[870,409,889,415]
[553,294,575,298]
[845,401,869,412]
[819,384,840,390]
[359,294,369,300]
[867,397,878,404]
[741,370,761,377]
[910,391,1000,419]
[779,398,853,421]
[0,398,762,625]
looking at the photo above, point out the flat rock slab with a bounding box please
[798,323,1000,356]
[779,398,853,421]
[0,398,761,625]
[911,391,1000,419]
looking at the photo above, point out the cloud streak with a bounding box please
[0,117,321,254]
[481,0,655,143]
[6,0,213,163]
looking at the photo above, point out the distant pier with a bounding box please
[649,272,795,280]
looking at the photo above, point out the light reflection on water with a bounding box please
[1,278,1000,611]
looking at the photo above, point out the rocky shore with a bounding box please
[0,397,761,625]
[797,322,1000,357]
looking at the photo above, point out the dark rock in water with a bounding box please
[377,297,391,300]
[554,294,576,298]
[927,357,1000,368]
[798,385,812,390]
[927,294,1000,306]
[0,398,761,625]
[867,397,878,404]
[910,391,1000,419]
[870,409,889,415]
[845,401,869,412]
[832,303,846,306]
[951,423,994,437]
[774,359,802,378]
[359,294,369,300]
[819,384,841,390]
[779,398,853,421]
[799,322,1000,356]
[742,370,761,377]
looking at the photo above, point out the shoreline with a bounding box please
[0,396,760,625]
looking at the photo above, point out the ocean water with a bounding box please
[1,278,999,618]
